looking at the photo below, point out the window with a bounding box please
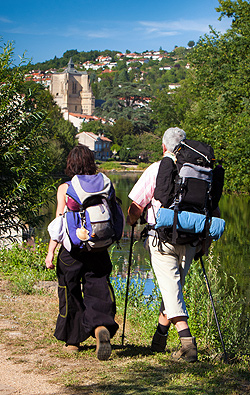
[75,106,77,111]
[72,82,77,94]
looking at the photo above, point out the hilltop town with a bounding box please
[24,48,190,91]
[20,47,193,164]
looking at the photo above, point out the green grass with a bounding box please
[98,161,124,171]
[0,241,249,394]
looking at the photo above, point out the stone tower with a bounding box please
[50,58,95,115]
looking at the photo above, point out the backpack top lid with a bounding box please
[66,173,112,206]
[174,139,215,168]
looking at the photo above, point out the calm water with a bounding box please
[38,171,250,305]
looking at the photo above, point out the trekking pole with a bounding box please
[121,223,135,346]
[200,256,227,361]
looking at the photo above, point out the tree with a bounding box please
[108,117,133,145]
[50,118,77,174]
[187,40,195,48]
[150,89,180,135]
[173,46,188,59]
[94,82,153,133]
[79,119,111,137]
[172,0,250,193]
[0,41,58,241]
[119,147,131,162]
[20,81,77,175]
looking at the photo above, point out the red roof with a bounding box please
[76,131,112,142]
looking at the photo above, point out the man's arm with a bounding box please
[127,201,144,225]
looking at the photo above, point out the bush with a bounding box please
[0,240,57,293]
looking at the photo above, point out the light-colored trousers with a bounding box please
[147,235,197,320]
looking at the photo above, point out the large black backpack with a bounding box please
[153,139,224,247]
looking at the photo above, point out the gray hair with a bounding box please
[162,127,186,152]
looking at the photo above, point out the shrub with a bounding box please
[0,239,57,293]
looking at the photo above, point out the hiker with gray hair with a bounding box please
[127,127,198,362]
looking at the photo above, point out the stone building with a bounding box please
[76,131,112,160]
[50,58,95,115]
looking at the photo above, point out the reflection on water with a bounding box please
[37,171,250,307]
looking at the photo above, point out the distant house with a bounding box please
[159,66,172,71]
[76,132,112,160]
[63,111,107,131]
[168,83,181,90]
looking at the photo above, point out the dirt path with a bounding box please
[0,281,73,395]
[0,279,122,395]
[0,343,64,395]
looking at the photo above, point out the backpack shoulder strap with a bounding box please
[154,156,177,207]
[69,173,112,205]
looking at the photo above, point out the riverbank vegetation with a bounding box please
[0,241,249,393]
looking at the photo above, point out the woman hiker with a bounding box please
[45,145,119,360]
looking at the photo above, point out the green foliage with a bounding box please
[0,240,57,293]
[108,117,133,145]
[150,89,180,133]
[110,143,121,155]
[120,132,162,162]
[0,41,59,239]
[184,249,249,356]
[172,0,250,193]
[119,147,131,162]
[20,81,77,175]
[49,118,78,174]
[25,49,119,72]
[94,82,153,133]
[213,194,250,304]
[187,40,195,48]
[147,0,250,192]
[98,161,124,171]
[172,46,189,59]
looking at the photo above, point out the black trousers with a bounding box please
[54,246,119,345]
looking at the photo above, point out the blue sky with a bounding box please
[0,0,232,64]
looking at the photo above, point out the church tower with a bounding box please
[50,58,95,115]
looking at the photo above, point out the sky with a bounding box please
[0,0,232,65]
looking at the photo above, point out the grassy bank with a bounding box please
[0,241,249,394]
[97,160,149,172]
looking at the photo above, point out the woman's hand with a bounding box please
[45,251,55,269]
[45,239,58,269]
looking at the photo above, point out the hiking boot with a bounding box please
[151,330,168,353]
[63,343,80,353]
[95,326,112,361]
[172,337,197,363]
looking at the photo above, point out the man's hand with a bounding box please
[127,202,143,226]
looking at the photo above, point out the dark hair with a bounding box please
[65,145,97,177]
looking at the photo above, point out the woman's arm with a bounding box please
[56,183,68,216]
[45,183,68,269]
